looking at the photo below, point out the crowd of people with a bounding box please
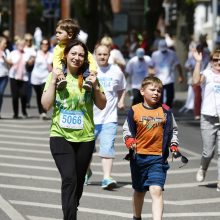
[1,18,220,220]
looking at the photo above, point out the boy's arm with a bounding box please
[170,113,179,146]
[53,45,63,70]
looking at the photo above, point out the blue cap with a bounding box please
[136,48,145,58]
[158,39,168,52]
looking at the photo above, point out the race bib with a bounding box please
[60,110,84,129]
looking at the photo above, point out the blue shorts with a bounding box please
[130,154,170,192]
[95,122,117,158]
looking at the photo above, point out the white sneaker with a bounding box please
[196,167,206,182]
[40,113,48,120]
[217,181,220,192]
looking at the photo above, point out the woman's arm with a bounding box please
[41,74,57,111]
[192,50,202,85]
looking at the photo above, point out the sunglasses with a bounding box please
[212,59,220,62]
[172,151,188,168]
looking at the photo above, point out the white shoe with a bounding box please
[196,167,206,182]
[217,181,220,192]
[40,113,48,120]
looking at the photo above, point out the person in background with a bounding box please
[49,35,57,53]
[41,40,106,220]
[2,29,13,51]
[31,38,53,119]
[125,47,153,105]
[129,30,140,58]
[34,27,43,50]
[85,43,126,189]
[123,76,181,220]
[193,49,220,192]
[150,39,184,108]
[100,36,126,71]
[8,39,31,119]
[0,36,10,118]
[185,43,210,120]
[24,33,36,108]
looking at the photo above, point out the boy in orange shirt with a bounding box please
[123,76,181,220]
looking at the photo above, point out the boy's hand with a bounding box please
[125,137,136,150]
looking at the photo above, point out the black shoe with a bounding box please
[56,79,67,90]
[13,115,19,119]
[83,80,92,92]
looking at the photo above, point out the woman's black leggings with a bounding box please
[50,137,95,220]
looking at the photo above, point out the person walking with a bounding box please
[193,49,220,191]
[0,36,10,118]
[31,38,53,119]
[8,38,32,119]
[41,40,106,220]
[123,76,181,220]
[125,47,153,105]
[150,39,184,108]
[24,33,36,108]
[85,43,126,189]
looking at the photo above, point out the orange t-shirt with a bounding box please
[132,104,166,155]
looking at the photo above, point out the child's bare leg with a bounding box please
[149,185,163,220]
[133,190,146,219]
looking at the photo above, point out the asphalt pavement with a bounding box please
[0,88,220,220]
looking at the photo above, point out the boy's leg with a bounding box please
[133,190,146,219]
[54,68,67,90]
[149,185,163,220]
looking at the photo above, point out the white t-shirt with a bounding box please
[125,55,152,89]
[201,68,220,116]
[151,49,179,85]
[0,49,10,77]
[93,64,126,124]
[108,49,126,66]
[31,50,53,85]
[8,50,31,81]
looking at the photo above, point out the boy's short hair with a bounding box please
[56,18,80,40]
[141,76,163,90]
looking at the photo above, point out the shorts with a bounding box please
[95,122,117,158]
[130,154,170,192]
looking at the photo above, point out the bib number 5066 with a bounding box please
[60,111,83,129]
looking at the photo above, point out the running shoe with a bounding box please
[84,168,92,185]
[101,177,117,190]
[217,181,220,192]
[196,167,206,182]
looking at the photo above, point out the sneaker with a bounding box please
[56,79,67,90]
[101,177,117,190]
[217,181,220,192]
[84,168,92,185]
[83,80,92,92]
[40,113,49,120]
[196,167,206,182]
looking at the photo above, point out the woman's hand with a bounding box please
[192,49,202,63]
